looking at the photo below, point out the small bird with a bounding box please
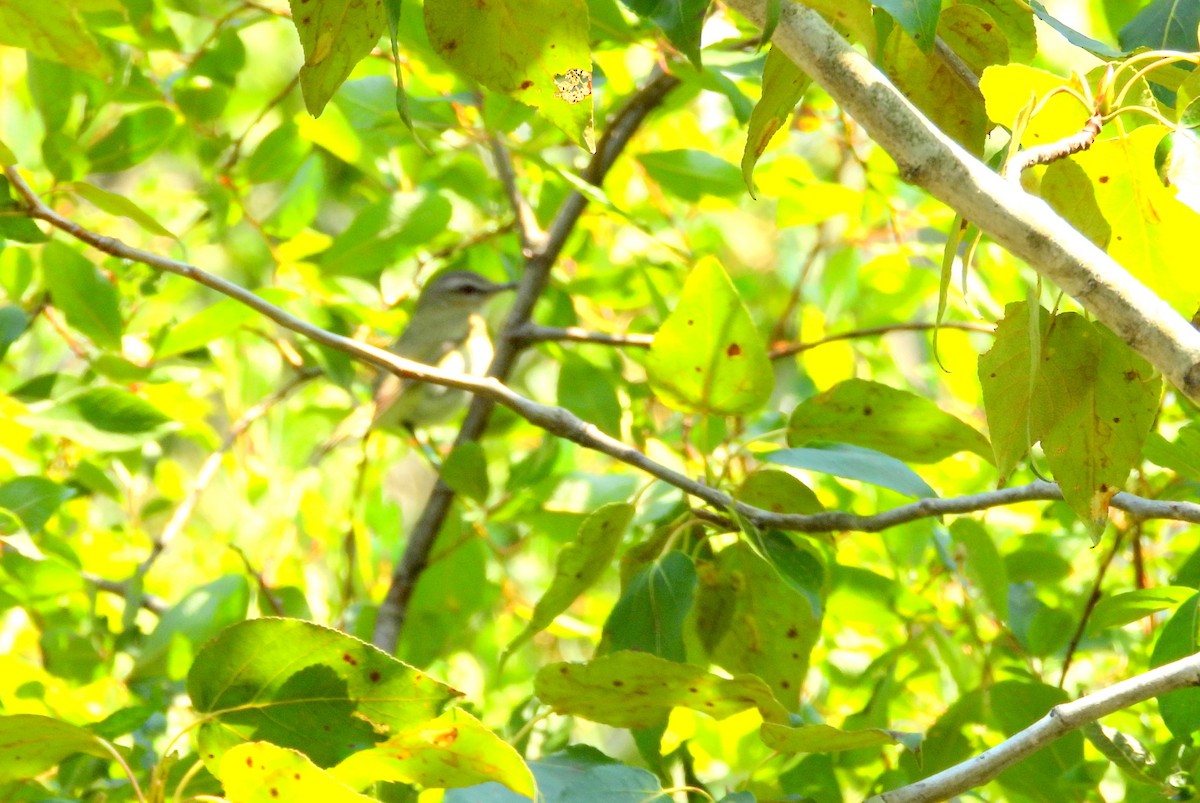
[312,270,517,461]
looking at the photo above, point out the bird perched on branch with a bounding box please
[311,270,517,461]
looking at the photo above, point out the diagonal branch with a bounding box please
[867,650,1200,802]
[11,163,1198,649]
[727,0,1200,402]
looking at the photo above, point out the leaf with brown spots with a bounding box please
[330,709,535,797]
[189,619,461,773]
[788,378,993,464]
[534,651,789,729]
[647,257,774,415]
[217,742,375,802]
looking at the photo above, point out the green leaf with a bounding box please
[534,651,788,729]
[0,177,48,243]
[41,241,122,349]
[1030,314,1161,535]
[646,257,773,415]
[86,107,178,173]
[787,378,993,464]
[217,743,376,803]
[0,1,111,78]
[0,715,112,783]
[22,385,177,452]
[742,47,811,196]
[737,469,823,515]
[287,0,387,116]
[764,444,936,499]
[131,575,251,681]
[0,138,15,165]
[1119,0,1200,53]
[0,304,28,360]
[602,550,696,662]
[1029,1,1125,57]
[760,722,911,753]
[978,301,1045,480]
[331,709,535,796]
[693,542,821,709]
[507,503,633,656]
[955,0,1037,62]
[318,193,453,278]
[0,477,73,534]
[1083,723,1159,787]
[988,681,1083,798]
[72,181,175,238]
[155,296,276,359]
[1090,587,1196,633]
[882,5,1004,156]
[424,0,595,151]
[948,519,1008,622]
[188,618,461,770]
[1144,424,1200,481]
[558,356,622,438]
[1154,594,1200,739]
[440,441,490,503]
[638,150,744,201]
[245,122,312,184]
[619,0,709,66]
[383,0,418,137]
[874,0,942,51]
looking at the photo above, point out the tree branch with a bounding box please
[866,650,1200,802]
[725,0,1200,403]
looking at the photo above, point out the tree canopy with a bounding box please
[2,0,1200,801]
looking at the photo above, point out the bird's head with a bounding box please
[414,270,517,313]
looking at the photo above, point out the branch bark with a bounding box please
[867,651,1200,802]
[725,0,1200,402]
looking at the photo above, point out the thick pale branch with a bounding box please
[867,651,1200,802]
[727,0,1200,402]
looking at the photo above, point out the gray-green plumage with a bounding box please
[312,270,516,461]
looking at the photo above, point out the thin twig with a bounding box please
[510,320,995,357]
[84,573,167,615]
[488,134,543,254]
[934,37,983,100]
[866,650,1200,802]
[1004,111,1104,181]
[1058,524,1127,688]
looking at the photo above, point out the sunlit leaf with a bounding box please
[86,107,178,173]
[217,742,375,803]
[1090,587,1195,633]
[287,0,387,116]
[646,257,773,415]
[760,722,912,753]
[331,708,535,796]
[639,150,744,201]
[0,477,73,535]
[189,619,461,771]
[0,715,111,783]
[535,651,789,729]
[0,1,111,78]
[1151,593,1200,738]
[425,0,595,150]
[788,378,993,464]
[72,181,175,238]
[743,47,811,196]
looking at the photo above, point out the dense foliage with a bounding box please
[1,0,1200,800]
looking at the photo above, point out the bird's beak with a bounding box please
[495,281,519,293]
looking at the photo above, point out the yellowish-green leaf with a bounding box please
[954,0,1036,62]
[978,301,1046,481]
[0,715,112,783]
[534,651,789,729]
[1030,313,1160,536]
[0,140,15,166]
[646,257,773,415]
[217,743,376,803]
[506,503,633,657]
[788,378,993,463]
[331,709,535,797]
[760,722,910,753]
[693,542,821,710]
[288,0,387,116]
[980,64,1089,148]
[72,182,175,238]
[0,1,111,79]
[424,0,595,151]
[743,47,811,196]
[1060,125,1200,312]
[776,182,862,227]
[737,470,823,515]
